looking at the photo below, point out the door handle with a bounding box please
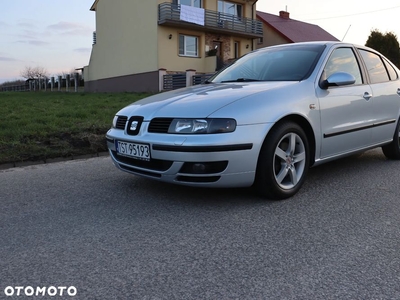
[363,92,372,101]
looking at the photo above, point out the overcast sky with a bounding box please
[1,0,399,84]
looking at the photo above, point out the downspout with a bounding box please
[251,0,259,50]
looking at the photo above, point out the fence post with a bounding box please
[51,77,55,91]
[58,76,62,91]
[186,69,196,87]
[66,74,70,92]
[159,68,167,92]
[74,73,79,92]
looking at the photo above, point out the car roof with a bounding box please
[254,41,375,54]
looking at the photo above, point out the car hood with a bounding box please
[117,82,298,119]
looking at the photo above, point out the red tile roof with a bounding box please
[256,11,339,42]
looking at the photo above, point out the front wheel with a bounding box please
[255,122,310,200]
[382,118,400,160]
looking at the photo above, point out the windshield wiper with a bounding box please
[220,78,261,83]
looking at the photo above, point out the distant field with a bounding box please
[0,92,150,165]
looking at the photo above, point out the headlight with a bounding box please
[168,119,236,134]
[112,115,118,128]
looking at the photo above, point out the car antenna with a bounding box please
[342,25,351,41]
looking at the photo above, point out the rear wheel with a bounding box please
[382,119,400,160]
[255,122,310,200]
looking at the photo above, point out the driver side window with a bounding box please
[324,48,363,85]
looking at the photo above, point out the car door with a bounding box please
[316,46,374,158]
[358,49,400,144]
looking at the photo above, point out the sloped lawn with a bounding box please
[0,92,150,165]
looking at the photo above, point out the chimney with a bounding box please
[279,11,290,19]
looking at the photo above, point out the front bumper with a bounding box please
[106,122,272,188]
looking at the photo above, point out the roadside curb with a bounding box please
[0,152,110,171]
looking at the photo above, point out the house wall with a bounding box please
[157,28,252,73]
[158,27,208,73]
[86,0,159,82]
[256,22,290,49]
[85,0,259,91]
[157,0,255,73]
[84,71,159,93]
[203,0,255,19]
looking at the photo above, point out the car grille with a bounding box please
[148,118,173,133]
[116,116,128,130]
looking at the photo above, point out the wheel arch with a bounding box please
[264,114,316,166]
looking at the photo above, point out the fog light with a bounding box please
[192,163,206,174]
[179,161,228,174]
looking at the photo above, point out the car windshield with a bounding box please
[210,44,326,83]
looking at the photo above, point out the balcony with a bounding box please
[158,3,263,39]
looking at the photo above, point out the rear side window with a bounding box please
[359,49,390,83]
[383,58,398,81]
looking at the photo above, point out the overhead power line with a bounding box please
[303,5,400,21]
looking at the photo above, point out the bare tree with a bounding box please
[20,66,49,90]
[20,66,49,80]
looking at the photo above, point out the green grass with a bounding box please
[0,91,151,165]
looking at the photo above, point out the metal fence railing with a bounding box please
[158,3,263,38]
[192,73,215,85]
[163,73,186,91]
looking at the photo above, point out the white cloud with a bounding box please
[17,21,36,28]
[0,56,17,62]
[74,47,91,53]
[15,40,50,46]
[17,29,41,39]
[47,21,84,31]
[46,22,93,36]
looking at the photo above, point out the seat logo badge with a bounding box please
[130,121,139,131]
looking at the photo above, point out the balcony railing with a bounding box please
[158,3,263,38]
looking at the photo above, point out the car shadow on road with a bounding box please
[110,149,388,209]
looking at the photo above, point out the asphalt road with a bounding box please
[1,149,400,299]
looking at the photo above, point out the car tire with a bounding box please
[255,121,310,200]
[382,118,400,160]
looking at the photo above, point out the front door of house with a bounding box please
[213,41,223,71]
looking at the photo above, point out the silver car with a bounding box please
[106,41,400,199]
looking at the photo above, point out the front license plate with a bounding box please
[115,140,151,161]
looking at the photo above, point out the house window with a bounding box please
[179,35,198,57]
[176,0,201,7]
[258,37,263,44]
[218,1,242,18]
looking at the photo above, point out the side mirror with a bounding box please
[320,72,356,90]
